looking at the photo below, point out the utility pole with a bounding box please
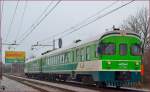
[32,39,56,50]
[32,39,58,55]
[0,0,3,88]
[53,39,55,50]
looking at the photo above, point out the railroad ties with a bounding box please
[3,74,150,92]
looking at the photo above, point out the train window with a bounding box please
[76,49,81,62]
[68,52,72,63]
[81,48,84,61]
[59,54,62,64]
[54,56,56,64]
[72,51,74,62]
[59,55,61,63]
[48,58,50,65]
[58,55,60,64]
[94,44,98,58]
[45,58,47,64]
[57,56,58,64]
[131,44,141,56]
[53,56,55,65]
[59,55,61,64]
[47,57,49,64]
[67,53,69,63]
[55,56,56,64]
[52,56,54,65]
[48,57,50,65]
[120,44,127,55]
[46,58,47,64]
[47,57,49,65]
[99,44,115,55]
[55,56,57,64]
[57,56,59,64]
[65,52,69,63]
[86,46,90,60]
[49,57,51,65]
[61,54,64,63]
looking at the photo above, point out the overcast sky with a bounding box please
[1,1,149,62]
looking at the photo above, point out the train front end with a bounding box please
[97,31,143,87]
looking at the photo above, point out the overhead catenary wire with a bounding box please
[5,0,20,43]
[0,0,4,38]
[33,0,129,51]
[36,0,119,43]
[37,0,133,43]
[60,0,135,38]
[14,0,28,42]
[17,0,61,44]
[16,0,54,44]
[1,0,4,20]
[32,0,134,54]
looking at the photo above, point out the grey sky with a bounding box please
[1,1,149,61]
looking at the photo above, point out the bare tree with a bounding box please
[121,8,149,51]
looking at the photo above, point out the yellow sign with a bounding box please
[5,51,25,63]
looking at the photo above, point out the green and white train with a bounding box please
[25,30,143,87]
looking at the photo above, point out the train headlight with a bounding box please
[135,62,139,66]
[107,61,111,65]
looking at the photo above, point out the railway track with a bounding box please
[57,80,150,92]
[4,74,150,92]
[4,74,72,92]
[4,74,99,92]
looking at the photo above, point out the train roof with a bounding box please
[100,30,141,39]
[25,33,101,63]
[26,30,141,63]
[42,34,101,57]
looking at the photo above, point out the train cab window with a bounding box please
[98,44,115,55]
[131,44,141,56]
[120,44,127,55]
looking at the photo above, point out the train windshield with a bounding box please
[98,43,115,55]
[131,44,141,56]
[120,44,127,55]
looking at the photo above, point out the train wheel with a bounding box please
[102,82,107,87]
[81,76,88,83]
[96,82,107,88]
[96,82,101,88]
[116,85,121,88]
